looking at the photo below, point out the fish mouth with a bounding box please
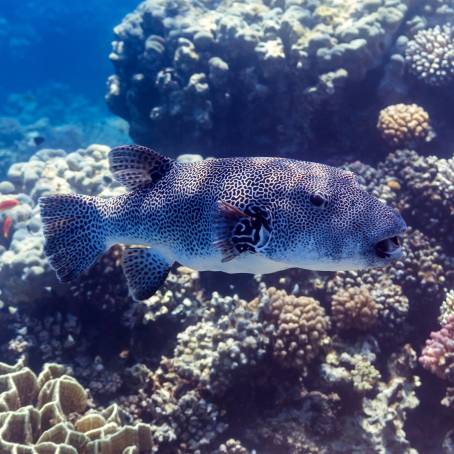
[374,235,403,259]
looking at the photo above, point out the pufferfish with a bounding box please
[39,145,406,300]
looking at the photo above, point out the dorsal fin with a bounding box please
[108,145,174,191]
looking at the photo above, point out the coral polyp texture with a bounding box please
[0,140,453,450]
[106,0,410,153]
[259,286,331,371]
[439,290,454,326]
[405,24,454,87]
[419,314,454,382]
[377,103,432,148]
[331,286,378,332]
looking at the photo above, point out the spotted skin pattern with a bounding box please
[39,146,407,300]
[122,247,170,300]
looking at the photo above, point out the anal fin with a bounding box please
[122,247,171,300]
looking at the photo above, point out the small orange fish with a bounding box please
[0,199,20,211]
[3,216,12,239]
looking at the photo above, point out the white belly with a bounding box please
[173,249,291,274]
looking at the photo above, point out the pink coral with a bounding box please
[419,314,454,381]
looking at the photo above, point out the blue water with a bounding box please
[0,0,137,100]
[0,0,137,177]
[0,1,453,453]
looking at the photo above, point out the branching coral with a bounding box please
[405,24,454,86]
[419,314,454,381]
[321,338,381,394]
[439,290,454,326]
[167,295,269,396]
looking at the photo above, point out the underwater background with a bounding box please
[0,0,453,453]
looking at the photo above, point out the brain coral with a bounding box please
[377,103,432,147]
[259,286,331,371]
[405,24,454,86]
[106,0,410,153]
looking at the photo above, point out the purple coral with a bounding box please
[419,314,454,381]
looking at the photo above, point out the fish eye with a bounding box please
[310,193,328,208]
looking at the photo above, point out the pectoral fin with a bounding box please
[122,247,171,300]
[213,201,272,263]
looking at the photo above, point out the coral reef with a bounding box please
[0,144,123,306]
[2,0,454,450]
[0,359,158,453]
[377,103,433,148]
[169,294,269,396]
[379,150,454,252]
[106,0,411,154]
[258,286,331,372]
[419,314,454,382]
[331,286,378,332]
[405,24,454,86]
[0,139,452,451]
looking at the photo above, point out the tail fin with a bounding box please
[39,194,107,282]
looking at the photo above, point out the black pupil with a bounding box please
[310,194,326,207]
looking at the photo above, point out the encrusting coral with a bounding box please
[377,103,433,148]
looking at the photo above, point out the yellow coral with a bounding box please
[331,286,378,332]
[377,103,432,147]
[262,287,331,371]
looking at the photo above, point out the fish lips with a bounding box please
[374,235,404,259]
[372,212,407,261]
